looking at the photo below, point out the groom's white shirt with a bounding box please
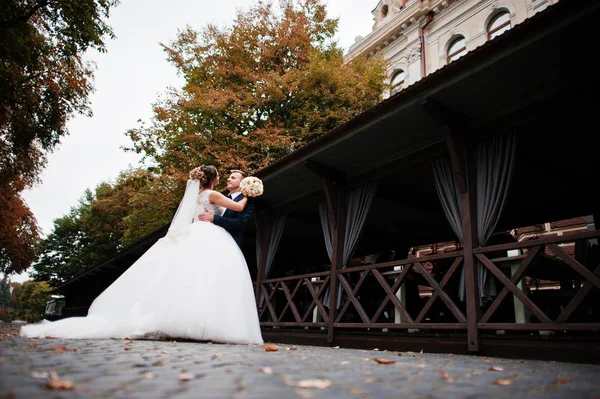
[221,191,242,215]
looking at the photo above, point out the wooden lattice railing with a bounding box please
[256,230,600,339]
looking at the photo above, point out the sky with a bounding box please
[8,0,377,283]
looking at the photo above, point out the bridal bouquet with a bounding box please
[240,176,264,197]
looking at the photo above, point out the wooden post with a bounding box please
[304,160,347,344]
[422,98,480,352]
[460,141,481,352]
[324,179,346,344]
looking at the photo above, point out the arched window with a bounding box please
[447,36,466,63]
[381,5,389,18]
[487,11,511,40]
[390,70,405,96]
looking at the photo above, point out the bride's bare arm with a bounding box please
[208,191,247,211]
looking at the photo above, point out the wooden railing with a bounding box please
[256,229,600,345]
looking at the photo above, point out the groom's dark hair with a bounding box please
[230,169,247,178]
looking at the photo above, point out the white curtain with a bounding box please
[433,132,516,304]
[256,215,288,308]
[320,183,378,308]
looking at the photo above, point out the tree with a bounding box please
[15,280,53,322]
[126,0,387,176]
[0,0,119,275]
[0,278,10,308]
[31,167,159,284]
[10,281,21,307]
[0,183,39,275]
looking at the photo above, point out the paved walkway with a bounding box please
[1,323,599,398]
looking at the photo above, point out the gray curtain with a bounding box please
[257,215,288,307]
[473,131,517,303]
[432,158,463,242]
[321,182,378,308]
[433,132,516,304]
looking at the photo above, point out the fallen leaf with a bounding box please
[45,335,54,339]
[285,346,298,351]
[397,353,403,356]
[383,349,388,353]
[144,373,154,380]
[73,349,79,352]
[296,379,332,389]
[420,348,423,354]
[364,377,381,384]
[439,370,455,382]
[46,371,75,390]
[416,363,426,368]
[49,346,68,351]
[340,361,350,365]
[257,367,273,375]
[179,373,193,381]
[162,350,168,354]
[373,348,379,351]
[301,356,308,360]
[350,388,367,395]
[557,378,573,386]
[360,357,371,361]
[264,344,279,352]
[513,365,521,369]
[373,358,395,365]
[124,347,131,351]
[332,346,340,349]
[494,378,514,386]
[483,357,490,362]
[28,344,39,349]
[488,366,504,371]
[153,359,169,366]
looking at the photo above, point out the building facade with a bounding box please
[346,0,559,98]
[345,0,592,292]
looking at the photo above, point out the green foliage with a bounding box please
[0,0,120,275]
[0,278,10,308]
[15,280,53,322]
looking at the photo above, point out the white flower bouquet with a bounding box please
[240,176,264,197]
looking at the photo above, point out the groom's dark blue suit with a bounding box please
[213,193,254,249]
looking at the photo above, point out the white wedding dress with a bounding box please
[21,187,264,345]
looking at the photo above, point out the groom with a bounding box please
[199,169,254,249]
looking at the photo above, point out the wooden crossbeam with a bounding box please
[260,283,279,322]
[370,267,413,323]
[335,272,371,323]
[480,245,542,323]
[416,256,463,322]
[278,279,303,323]
[301,276,330,323]
[414,262,466,323]
[476,253,552,323]
[556,264,600,323]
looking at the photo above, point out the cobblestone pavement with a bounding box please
[1,323,599,398]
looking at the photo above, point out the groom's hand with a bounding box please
[198,210,214,223]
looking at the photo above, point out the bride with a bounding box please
[21,165,264,345]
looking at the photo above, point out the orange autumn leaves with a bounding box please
[126,0,387,176]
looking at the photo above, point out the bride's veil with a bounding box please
[167,179,200,237]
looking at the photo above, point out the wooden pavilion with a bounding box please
[57,0,599,362]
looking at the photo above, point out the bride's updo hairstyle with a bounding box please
[189,165,218,188]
